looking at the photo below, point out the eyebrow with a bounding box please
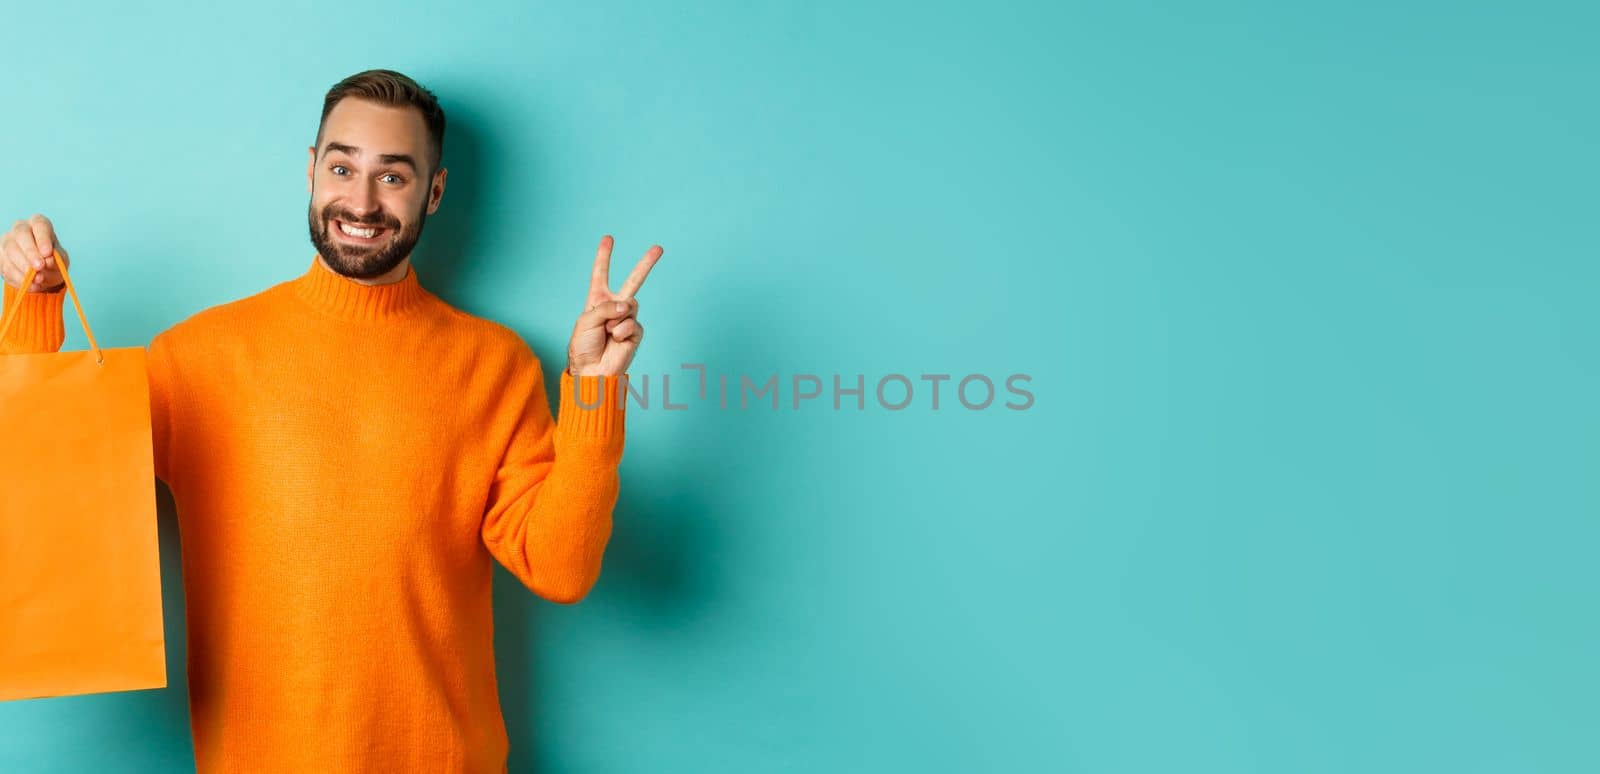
[322,142,418,172]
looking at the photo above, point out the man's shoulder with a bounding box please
[433,301,547,367]
[151,279,291,345]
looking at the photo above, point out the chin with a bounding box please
[328,250,404,280]
[307,206,426,281]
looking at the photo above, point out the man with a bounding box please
[0,69,660,772]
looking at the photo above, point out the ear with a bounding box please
[306,146,317,194]
[426,166,448,215]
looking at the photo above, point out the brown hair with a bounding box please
[316,69,446,174]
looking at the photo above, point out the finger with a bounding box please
[8,241,62,290]
[575,296,637,329]
[6,260,38,291]
[2,243,31,288]
[28,214,56,269]
[604,311,638,334]
[589,234,615,296]
[11,221,44,270]
[610,318,639,342]
[34,264,62,289]
[616,245,662,299]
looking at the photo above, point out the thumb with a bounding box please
[577,297,636,329]
[39,246,68,290]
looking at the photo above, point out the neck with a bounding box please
[318,253,412,286]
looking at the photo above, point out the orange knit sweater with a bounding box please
[1,255,627,772]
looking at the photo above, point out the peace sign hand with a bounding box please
[567,235,661,377]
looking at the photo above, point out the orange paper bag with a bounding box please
[0,255,166,702]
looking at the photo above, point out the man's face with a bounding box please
[307,98,445,280]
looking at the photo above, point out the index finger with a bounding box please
[616,245,663,299]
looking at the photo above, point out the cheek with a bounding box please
[391,190,428,224]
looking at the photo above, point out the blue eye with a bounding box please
[331,165,349,176]
[381,174,403,184]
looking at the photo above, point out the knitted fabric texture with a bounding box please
[2,255,627,772]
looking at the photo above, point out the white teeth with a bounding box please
[339,222,378,238]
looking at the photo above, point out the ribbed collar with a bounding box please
[291,254,430,322]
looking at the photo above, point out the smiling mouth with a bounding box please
[332,218,390,243]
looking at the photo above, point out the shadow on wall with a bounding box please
[490,271,772,769]
[408,99,496,311]
[152,481,192,761]
[492,402,724,771]
[417,105,730,770]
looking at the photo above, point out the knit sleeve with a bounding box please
[479,360,627,604]
[0,283,67,354]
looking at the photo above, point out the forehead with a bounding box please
[318,98,428,157]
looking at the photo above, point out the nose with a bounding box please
[345,179,380,219]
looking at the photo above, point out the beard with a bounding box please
[308,196,428,280]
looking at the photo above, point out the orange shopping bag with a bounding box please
[0,254,166,701]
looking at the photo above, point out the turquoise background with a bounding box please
[2,1,1596,771]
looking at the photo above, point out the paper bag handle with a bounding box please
[0,248,105,366]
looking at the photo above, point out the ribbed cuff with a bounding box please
[555,369,627,454]
[0,283,67,354]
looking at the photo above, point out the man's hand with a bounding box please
[2,214,69,292]
[567,235,661,377]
